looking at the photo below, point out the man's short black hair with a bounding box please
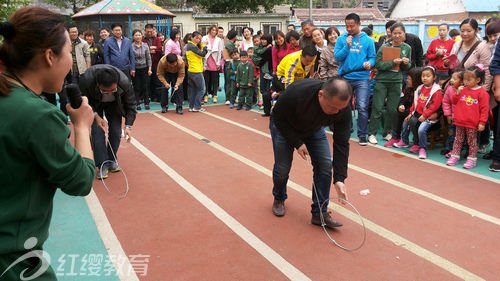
[218,26,224,30]
[287,24,296,29]
[166,53,178,63]
[345,13,360,24]
[301,45,317,58]
[145,24,154,29]
[96,68,119,88]
[111,23,122,30]
[240,50,248,57]
[322,77,353,101]
[67,23,77,31]
[98,27,109,33]
[227,30,237,40]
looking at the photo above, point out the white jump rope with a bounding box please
[305,155,366,251]
[98,130,130,199]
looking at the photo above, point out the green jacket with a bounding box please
[0,85,95,255]
[236,62,254,88]
[230,59,241,81]
[374,42,412,82]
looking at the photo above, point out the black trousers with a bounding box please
[204,70,219,97]
[160,71,184,109]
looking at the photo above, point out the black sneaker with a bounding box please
[359,136,368,146]
[236,104,243,110]
[440,149,450,155]
[161,107,167,113]
[176,107,184,115]
[483,151,493,160]
[245,105,252,111]
[311,212,343,229]
[489,163,500,172]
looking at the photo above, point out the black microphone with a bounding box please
[66,84,82,109]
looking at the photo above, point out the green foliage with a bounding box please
[483,6,500,19]
[0,0,32,22]
[197,0,282,13]
[44,0,100,15]
[156,0,181,8]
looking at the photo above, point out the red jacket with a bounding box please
[426,38,455,72]
[410,84,442,120]
[142,36,163,67]
[451,86,490,129]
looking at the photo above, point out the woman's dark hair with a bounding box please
[390,23,406,33]
[325,26,340,46]
[261,33,273,45]
[465,65,485,85]
[460,18,479,31]
[183,33,192,44]
[449,29,460,38]
[170,29,180,41]
[242,26,254,37]
[0,7,67,97]
[157,32,165,43]
[273,30,287,52]
[132,29,142,37]
[405,67,423,101]
[484,17,499,41]
[286,30,300,43]
[486,18,500,39]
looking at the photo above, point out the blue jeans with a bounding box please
[345,79,370,138]
[270,118,332,216]
[188,71,205,110]
[91,102,122,168]
[408,113,432,149]
[401,120,411,144]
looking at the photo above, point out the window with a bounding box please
[377,1,389,11]
[261,22,282,35]
[332,2,340,8]
[363,1,374,8]
[228,22,250,40]
[196,23,217,36]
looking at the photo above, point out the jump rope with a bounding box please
[67,84,130,199]
[305,155,366,251]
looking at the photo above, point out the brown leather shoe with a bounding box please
[311,212,343,228]
[272,200,285,217]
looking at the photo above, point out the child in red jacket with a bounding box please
[404,65,443,159]
[446,65,490,169]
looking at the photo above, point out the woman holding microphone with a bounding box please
[0,7,95,280]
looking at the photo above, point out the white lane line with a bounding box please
[201,111,500,225]
[129,137,310,281]
[85,190,140,281]
[151,112,484,280]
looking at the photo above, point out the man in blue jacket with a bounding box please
[104,23,135,81]
[334,13,376,146]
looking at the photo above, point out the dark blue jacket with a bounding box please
[103,36,135,71]
[490,38,500,76]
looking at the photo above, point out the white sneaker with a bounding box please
[225,100,230,105]
[368,135,378,144]
[383,134,392,141]
[208,94,213,99]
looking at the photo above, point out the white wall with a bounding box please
[391,0,467,18]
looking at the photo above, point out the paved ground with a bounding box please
[45,98,500,280]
